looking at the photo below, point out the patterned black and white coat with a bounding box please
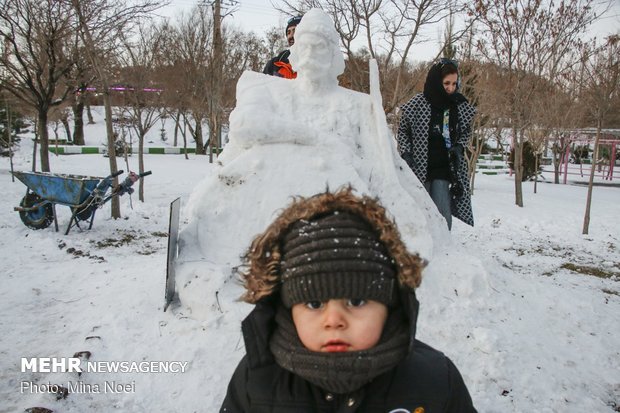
[396,93,477,226]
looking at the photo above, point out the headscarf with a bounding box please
[423,61,468,147]
[423,61,466,110]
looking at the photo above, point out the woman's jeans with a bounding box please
[424,179,452,230]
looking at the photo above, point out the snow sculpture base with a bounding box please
[176,70,448,315]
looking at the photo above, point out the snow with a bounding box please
[2,117,619,413]
[2,9,620,412]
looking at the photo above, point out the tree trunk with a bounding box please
[534,155,539,194]
[32,121,38,172]
[514,137,524,207]
[173,110,180,147]
[194,120,205,155]
[553,150,560,184]
[210,0,222,164]
[37,110,50,172]
[72,98,85,145]
[61,116,71,142]
[139,133,145,202]
[514,169,523,207]
[208,120,221,162]
[208,123,214,163]
[467,127,484,196]
[86,101,95,124]
[72,0,120,218]
[470,170,476,196]
[52,121,59,140]
[102,91,120,217]
[182,118,188,160]
[582,119,601,234]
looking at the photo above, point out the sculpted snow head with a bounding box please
[289,8,345,90]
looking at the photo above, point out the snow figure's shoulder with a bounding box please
[236,70,271,91]
[227,71,300,151]
[235,70,287,104]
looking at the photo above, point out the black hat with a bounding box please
[285,15,302,35]
[280,211,396,308]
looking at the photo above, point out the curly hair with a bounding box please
[239,186,426,303]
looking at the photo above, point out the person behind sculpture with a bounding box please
[397,59,476,230]
[263,15,302,79]
[219,188,477,412]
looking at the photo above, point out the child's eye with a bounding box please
[347,298,366,307]
[305,301,324,310]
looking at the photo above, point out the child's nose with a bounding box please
[323,301,347,329]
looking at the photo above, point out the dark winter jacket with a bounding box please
[397,93,476,226]
[263,50,296,79]
[220,292,477,413]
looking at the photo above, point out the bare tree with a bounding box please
[220,28,267,111]
[67,49,96,146]
[71,0,160,218]
[528,33,603,186]
[48,106,72,143]
[207,0,223,162]
[264,26,288,58]
[580,35,619,234]
[457,57,509,192]
[158,4,259,158]
[0,0,78,172]
[118,23,165,201]
[160,6,214,155]
[472,0,599,207]
[205,0,240,162]
[225,30,269,76]
[535,72,583,184]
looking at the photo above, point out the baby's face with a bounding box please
[291,298,388,352]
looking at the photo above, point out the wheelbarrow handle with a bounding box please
[109,170,124,179]
[138,171,152,178]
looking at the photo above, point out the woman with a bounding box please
[397,59,476,230]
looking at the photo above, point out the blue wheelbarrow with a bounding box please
[12,169,152,235]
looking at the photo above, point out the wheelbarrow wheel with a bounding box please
[19,193,54,230]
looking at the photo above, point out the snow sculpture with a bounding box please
[176,8,448,314]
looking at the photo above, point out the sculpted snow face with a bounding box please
[226,8,355,152]
[177,8,447,315]
[289,8,345,91]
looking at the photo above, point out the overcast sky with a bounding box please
[158,0,620,63]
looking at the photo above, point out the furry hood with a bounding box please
[239,187,426,304]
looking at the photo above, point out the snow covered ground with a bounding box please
[0,110,619,413]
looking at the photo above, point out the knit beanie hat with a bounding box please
[285,15,302,35]
[279,210,397,308]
